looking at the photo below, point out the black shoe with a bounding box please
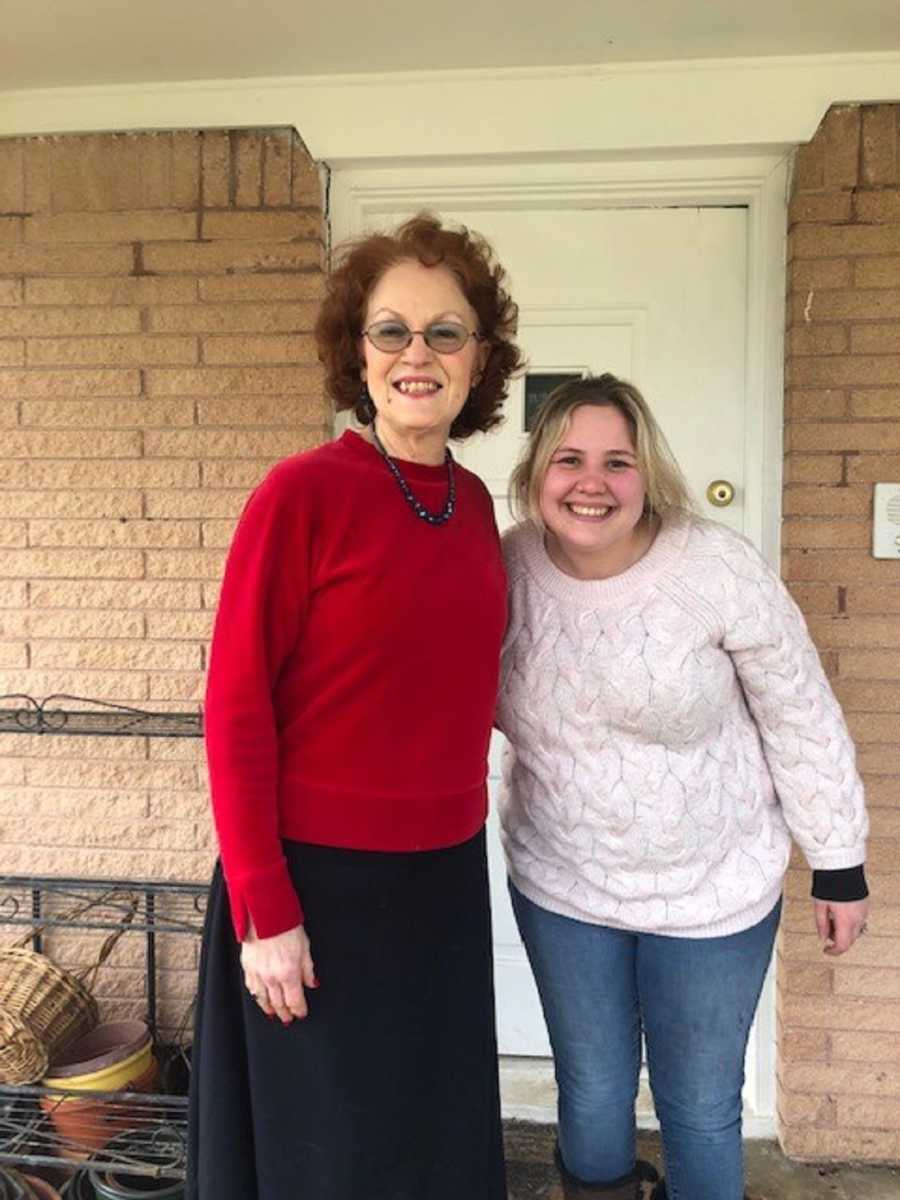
[554,1144,660,1199]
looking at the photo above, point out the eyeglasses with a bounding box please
[362,319,483,355]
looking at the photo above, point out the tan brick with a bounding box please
[0,731,147,758]
[858,745,900,773]
[0,217,23,243]
[854,190,900,224]
[149,300,318,333]
[847,453,900,482]
[0,367,140,397]
[1,547,143,578]
[833,1030,900,1066]
[23,139,50,213]
[783,1059,900,1098]
[201,210,320,241]
[144,240,321,275]
[145,364,321,397]
[778,1026,831,1061]
[200,132,230,208]
[783,454,843,484]
[26,276,197,306]
[21,398,194,429]
[838,1096,900,1133]
[788,355,900,388]
[786,583,840,615]
[0,397,16,422]
[201,459,281,488]
[0,580,26,606]
[0,669,148,701]
[149,791,210,819]
[778,1090,835,1126]
[852,324,900,354]
[0,519,26,546]
[782,519,869,549]
[1,430,140,458]
[148,672,205,702]
[809,614,900,648]
[862,104,898,184]
[0,305,140,336]
[793,288,900,322]
[202,580,222,609]
[201,519,237,547]
[262,130,292,207]
[234,131,263,208]
[291,145,321,206]
[172,131,201,208]
[139,134,175,208]
[793,225,900,259]
[27,335,198,367]
[786,388,848,419]
[837,676,900,710]
[46,134,155,212]
[28,518,199,549]
[0,841,212,881]
[198,272,324,303]
[834,967,900,1001]
[782,929,900,969]
[0,787,149,818]
[0,814,200,852]
[146,611,214,640]
[145,549,226,579]
[0,341,23,366]
[0,140,25,212]
[784,549,900,583]
[201,333,318,365]
[0,245,133,275]
[21,609,145,639]
[0,278,23,305]
[783,485,869,517]
[849,389,900,418]
[820,105,862,188]
[0,760,26,786]
[25,757,197,789]
[846,587,900,615]
[144,428,319,459]
[0,642,26,668]
[855,257,900,289]
[789,421,900,451]
[144,489,246,519]
[781,961,833,996]
[846,711,900,742]
[29,459,199,489]
[781,1125,900,1162]
[0,461,28,488]
[25,211,196,244]
[789,258,852,291]
[0,612,27,637]
[30,579,201,610]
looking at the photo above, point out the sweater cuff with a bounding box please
[811,864,869,902]
[224,856,304,941]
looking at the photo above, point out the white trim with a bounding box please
[2,52,900,159]
[329,151,788,1124]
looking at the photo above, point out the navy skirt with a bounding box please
[187,829,506,1200]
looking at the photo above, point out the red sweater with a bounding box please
[204,430,507,939]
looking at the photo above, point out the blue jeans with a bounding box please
[510,883,780,1200]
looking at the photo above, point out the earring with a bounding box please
[358,385,376,424]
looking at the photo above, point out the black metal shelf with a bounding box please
[0,696,202,739]
[0,1085,187,1179]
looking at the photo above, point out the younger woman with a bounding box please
[496,374,869,1200]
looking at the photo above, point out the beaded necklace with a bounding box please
[371,428,456,527]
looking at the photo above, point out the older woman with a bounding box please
[188,214,522,1200]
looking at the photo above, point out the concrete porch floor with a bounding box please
[504,1123,900,1199]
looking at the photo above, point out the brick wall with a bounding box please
[780,103,900,1163]
[0,128,328,1029]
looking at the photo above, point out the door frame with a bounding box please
[329,150,789,1136]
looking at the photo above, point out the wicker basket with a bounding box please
[0,893,137,1085]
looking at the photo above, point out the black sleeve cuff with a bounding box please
[811,864,869,902]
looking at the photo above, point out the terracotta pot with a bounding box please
[39,1059,159,1158]
[47,1024,150,1080]
[23,1177,62,1200]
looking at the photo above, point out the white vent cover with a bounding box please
[873,483,900,559]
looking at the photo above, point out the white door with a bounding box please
[359,202,764,1115]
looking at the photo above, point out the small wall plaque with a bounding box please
[524,372,582,431]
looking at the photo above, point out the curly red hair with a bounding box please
[314,213,523,439]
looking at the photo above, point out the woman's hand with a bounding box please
[814,898,870,956]
[240,921,318,1023]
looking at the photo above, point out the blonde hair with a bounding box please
[510,374,695,526]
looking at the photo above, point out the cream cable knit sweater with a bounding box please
[496,513,868,938]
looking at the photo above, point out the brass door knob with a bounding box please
[706,479,735,507]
